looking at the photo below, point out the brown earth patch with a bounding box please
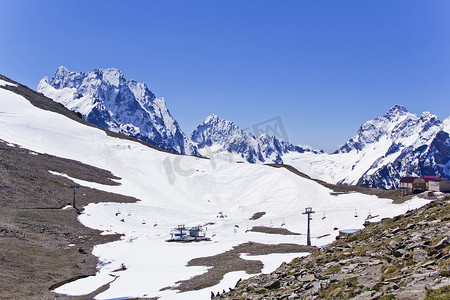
[173,242,317,293]
[249,212,266,220]
[249,226,302,235]
[266,163,418,203]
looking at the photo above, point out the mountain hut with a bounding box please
[399,177,426,195]
[428,180,450,193]
[423,176,444,190]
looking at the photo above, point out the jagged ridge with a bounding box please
[37,66,198,155]
[191,114,320,164]
[283,105,449,190]
[340,105,450,188]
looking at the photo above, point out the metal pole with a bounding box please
[302,207,315,246]
[307,213,311,245]
[71,184,80,209]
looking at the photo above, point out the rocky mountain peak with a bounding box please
[191,114,245,149]
[443,116,450,134]
[381,104,412,123]
[191,115,311,164]
[37,67,198,155]
[420,111,439,123]
[90,67,125,87]
[202,113,237,129]
[48,66,85,90]
[204,113,221,123]
[55,65,70,77]
[337,105,438,154]
[384,104,408,118]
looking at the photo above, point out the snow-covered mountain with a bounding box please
[0,74,432,299]
[357,114,450,188]
[284,105,450,189]
[37,66,198,155]
[191,114,320,164]
[36,67,448,189]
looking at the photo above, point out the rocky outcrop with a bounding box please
[191,114,319,163]
[37,66,198,155]
[219,197,450,299]
[337,106,450,189]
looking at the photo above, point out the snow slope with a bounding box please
[0,86,430,299]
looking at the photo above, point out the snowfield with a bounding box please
[0,87,430,299]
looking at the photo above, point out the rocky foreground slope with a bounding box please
[219,197,450,300]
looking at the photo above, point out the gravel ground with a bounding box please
[0,139,138,299]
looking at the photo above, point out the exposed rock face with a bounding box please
[273,105,449,190]
[338,106,450,189]
[219,197,450,299]
[357,128,450,189]
[191,114,320,163]
[37,66,198,155]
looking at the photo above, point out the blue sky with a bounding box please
[1,1,449,152]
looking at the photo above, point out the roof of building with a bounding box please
[423,176,443,182]
[400,176,420,183]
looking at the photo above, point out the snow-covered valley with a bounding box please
[0,78,433,299]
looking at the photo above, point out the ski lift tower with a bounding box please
[303,207,315,246]
[70,184,80,209]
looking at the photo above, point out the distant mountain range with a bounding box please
[38,67,450,189]
[191,113,320,164]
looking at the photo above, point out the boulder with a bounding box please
[413,248,428,263]
[299,274,316,282]
[264,280,281,290]
[434,237,449,250]
[288,293,300,299]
